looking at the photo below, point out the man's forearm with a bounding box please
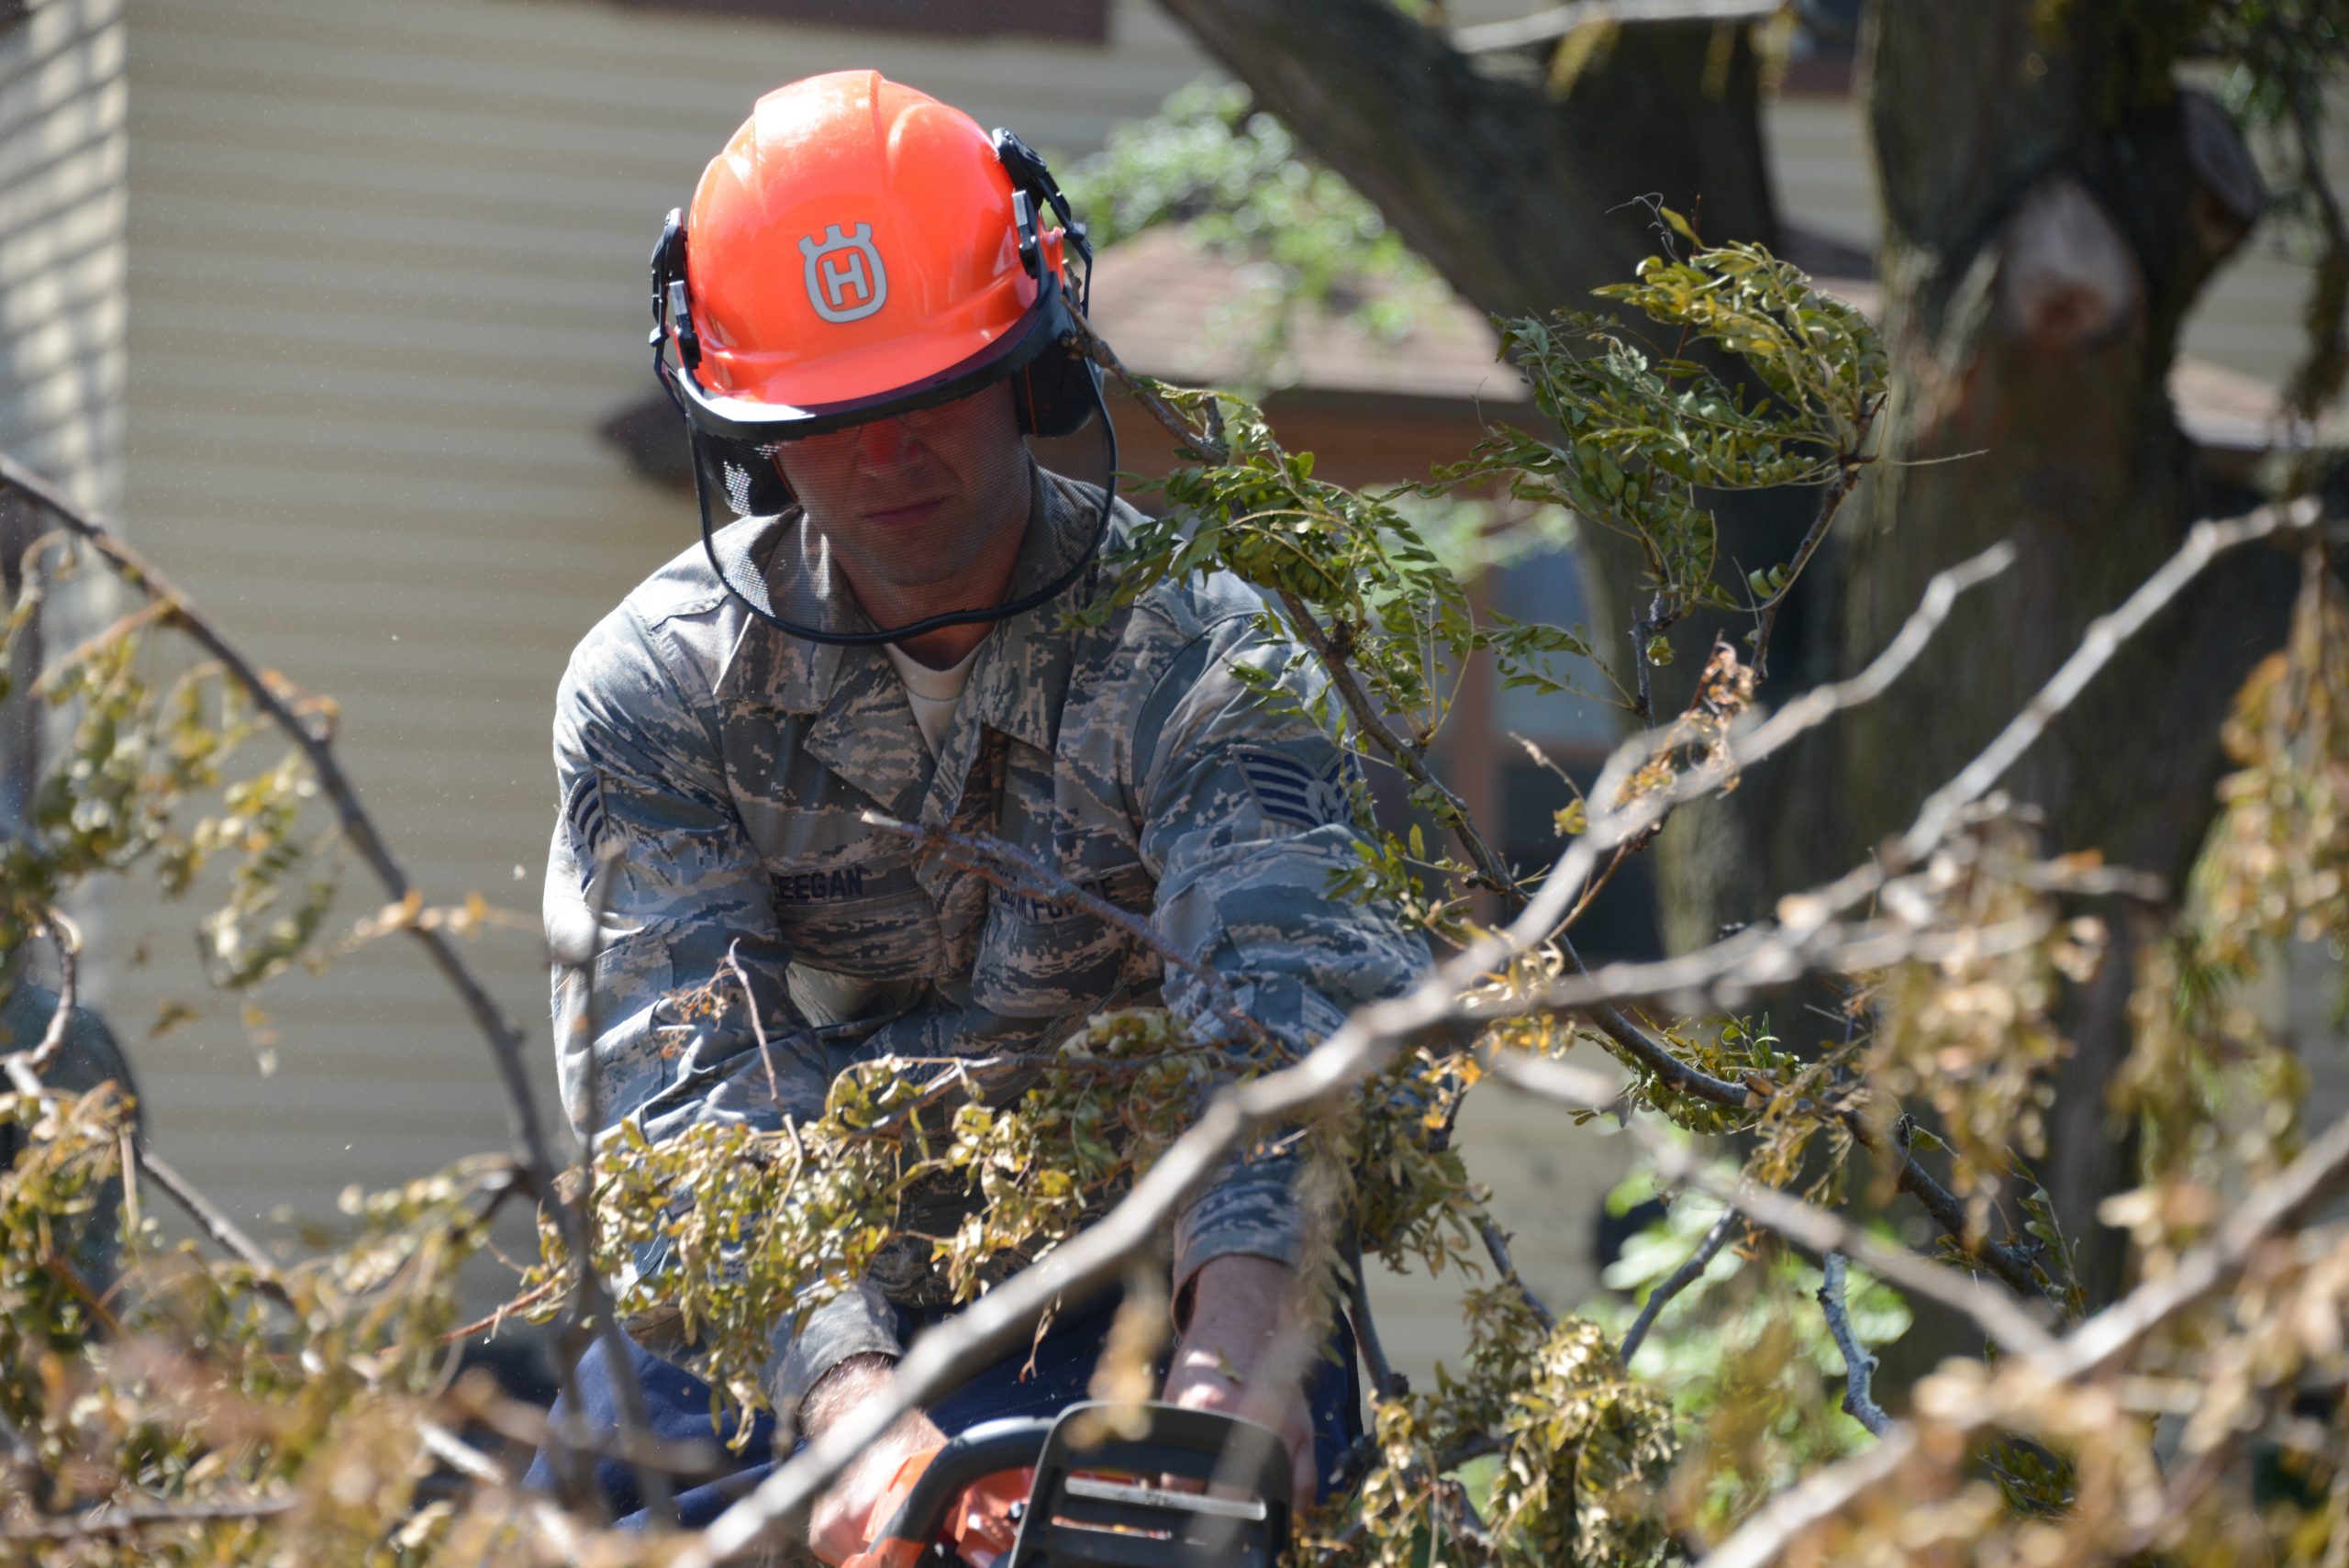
[801,1352,950,1563]
[800,1351,901,1440]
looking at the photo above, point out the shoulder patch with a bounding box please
[1236,747,1355,830]
[562,772,609,886]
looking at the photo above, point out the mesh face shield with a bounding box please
[674,332,1117,647]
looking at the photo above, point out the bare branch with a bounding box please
[1482,1051,2060,1357]
[1895,497,2322,867]
[1618,1207,1736,1365]
[417,1419,512,1487]
[1750,451,1869,674]
[132,1146,295,1310]
[437,1384,729,1483]
[1701,1105,2349,1568]
[1453,0,1781,54]
[1476,1218,1558,1332]
[1273,584,1525,910]
[551,838,669,1526]
[1642,1132,2060,1360]
[1816,1252,1892,1437]
[0,452,567,1229]
[26,910,79,1073]
[1,1495,298,1542]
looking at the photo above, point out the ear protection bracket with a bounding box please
[992,128,1092,309]
[650,206,700,373]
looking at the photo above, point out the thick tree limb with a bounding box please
[1156,0,1776,324]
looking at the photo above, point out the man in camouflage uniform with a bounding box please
[534,72,1423,1551]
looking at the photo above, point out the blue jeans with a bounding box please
[524,1287,1364,1529]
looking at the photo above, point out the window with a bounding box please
[612,0,1108,42]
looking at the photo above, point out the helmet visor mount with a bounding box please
[651,147,1116,650]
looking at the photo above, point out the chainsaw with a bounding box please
[841,1400,1296,1568]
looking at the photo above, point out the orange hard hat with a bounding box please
[653,70,1097,440]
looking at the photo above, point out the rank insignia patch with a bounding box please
[1236,748,1354,829]
[562,772,609,886]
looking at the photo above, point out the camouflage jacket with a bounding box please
[544,472,1424,1436]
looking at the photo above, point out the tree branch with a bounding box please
[1894,497,2322,868]
[1,1495,298,1542]
[1816,1252,1892,1437]
[1476,1218,1558,1332]
[26,911,79,1073]
[1702,1104,2349,1568]
[1341,1232,1406,1400]
[1273,584,1524,908]
[1486,1051,2061,1357]
[1155,0,1776,322]
[1750,453,1869,675]
[0,452,566,1229]
[1617,1207,1735,1365]
[670,787,1620,1564]
[669,495,2310,1562]
[130,1146,295,1310]
[546,840,666,1527]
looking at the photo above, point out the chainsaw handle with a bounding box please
[870,1416,1054,1550]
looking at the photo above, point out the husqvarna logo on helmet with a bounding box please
[800,223,887,322]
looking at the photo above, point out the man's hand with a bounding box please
[802,1354,948,1564]
[1160,1253,1319,1505]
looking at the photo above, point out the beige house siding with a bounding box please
[0,0,124,515]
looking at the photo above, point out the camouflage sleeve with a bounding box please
[1130,607,1429,1322]
[548,605,899,1438]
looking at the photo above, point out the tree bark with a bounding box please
[1154,0,1779,319]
